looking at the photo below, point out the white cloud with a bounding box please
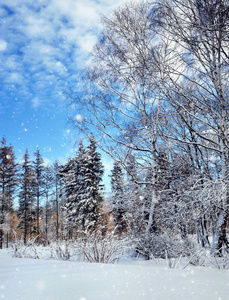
[31,98,41,109]
[0,0,128,114]
[0,39,7,51]
[78,34,98,52]
[6,72,23,84]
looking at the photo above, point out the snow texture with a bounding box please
[0,249,229,299]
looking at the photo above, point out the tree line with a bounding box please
[0,136,105,248]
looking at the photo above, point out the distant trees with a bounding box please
[0,134,107,247]
[0,136,107,247]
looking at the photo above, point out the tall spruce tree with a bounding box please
[43,165,53,241]
[18,149,36,244]
[52,160,62,240]
[110,161,127,233]
[0,137,17,248]
[125,153,145,238]
[33,149,45,237]
[64,141,90,233]
[63,139,104,234]
[61,155,79,238]
[84,137,104,229]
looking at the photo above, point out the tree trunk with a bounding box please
[0,228,3,249]
[211,210,228,256]
[145,150,158,239]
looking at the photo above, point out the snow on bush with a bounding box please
[10,227,129,264]
[135,233,196,260]
[10,233,40,259]
[73,227,129,263]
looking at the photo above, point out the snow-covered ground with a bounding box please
[0,249,229,300]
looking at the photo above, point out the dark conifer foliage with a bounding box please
[43,165,54,241]
[85,137,104,228]
[17,149,36,244]
[61,154,79,237]
[61,139,104,236]
[110,161,127,233]
[52,160,62,240]
[0,137,17,248]
[33,149,45,237]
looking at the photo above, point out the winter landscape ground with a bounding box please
[0,249,229,300]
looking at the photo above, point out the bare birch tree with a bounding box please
[154,0,229,255]
[66,1,168,242]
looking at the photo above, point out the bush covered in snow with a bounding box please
[73,227,129,263]
[135,233,196,260]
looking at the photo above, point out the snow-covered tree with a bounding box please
[33,149,45,237]
[0,137,17,248]
[84,137,104,229]
[43,165,54,242]
[155,0,229,255]
[110,161,127,233]
[17,149,36,244]
[52,160,62,240]
[61,154,79,238]
[62,139,104,236]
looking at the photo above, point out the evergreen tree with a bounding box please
[125,153,144,238]
[17,149,36,244]
[61,155,79,238]
[84,137,104,229]
[52,160,62,240]
[110,161,127,233]
[33,149,45,237]
[43,165,53,241]
[63,139,104,234]
[0,137,17,248]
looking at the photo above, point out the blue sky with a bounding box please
[0,0,128,185]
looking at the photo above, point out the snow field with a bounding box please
[0,249,229,300]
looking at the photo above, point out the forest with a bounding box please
[1,0,229,262]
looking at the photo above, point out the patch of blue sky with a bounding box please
[0,0,128,192]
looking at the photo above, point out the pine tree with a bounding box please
[84,137,104,229]
[63,139,104,235]
[0,137,17,248]
[17,149,36,244]
[52,160,62,240]
[61,155,79,238]
[110,161,127,233]
[33,149,45,237]
[125,153,144,238]
[43,165,53,242]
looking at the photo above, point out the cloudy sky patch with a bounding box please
[0,0,127,184]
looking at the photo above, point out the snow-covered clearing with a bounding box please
[0,249,229,300]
